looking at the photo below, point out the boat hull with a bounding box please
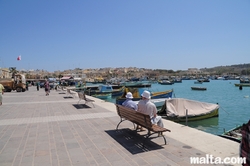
[92,93,111,99]
[219,125,242,143]
[164,108,219,122]
[134,98,170,108]
[191,87,207,90]
[84,86,125,97]
[234,83,250,87]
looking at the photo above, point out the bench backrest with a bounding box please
[78,92,88,101]
[78,92,84,99]
[116,104,153,129]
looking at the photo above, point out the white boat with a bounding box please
[158,98,219,122]
[134,98,170,108]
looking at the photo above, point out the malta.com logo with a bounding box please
[190,154,246,165]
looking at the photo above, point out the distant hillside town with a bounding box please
[0,63,249,83]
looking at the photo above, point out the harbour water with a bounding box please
[104,80,250,135]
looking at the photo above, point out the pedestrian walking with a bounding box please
[26,82,29,91]
[0,83,5,106]
[36,81,40,91]
[44,81,50,96]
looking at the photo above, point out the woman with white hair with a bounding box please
[137,90,164,128]
[122,92,138,111]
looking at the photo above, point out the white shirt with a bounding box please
[137,99,157,119]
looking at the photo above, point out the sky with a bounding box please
[0,0,249,72]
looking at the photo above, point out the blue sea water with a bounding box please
[105,80,250,135]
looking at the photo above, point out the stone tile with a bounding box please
[33,154,51,165]
[58,159,72,166]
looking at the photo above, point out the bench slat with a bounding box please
[119,112,152,128]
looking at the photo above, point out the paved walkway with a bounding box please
[0,86,241,166]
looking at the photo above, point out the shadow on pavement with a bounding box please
[72,104,91,109]
[105,128,164,154]
[63,96,73,99]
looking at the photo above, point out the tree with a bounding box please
[58,74,63,79]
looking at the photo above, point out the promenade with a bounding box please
[0,86,240,166]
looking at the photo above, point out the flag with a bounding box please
[17,55,21,61]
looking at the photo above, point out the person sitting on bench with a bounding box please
[137,90,164,128]
[122,92,138,111]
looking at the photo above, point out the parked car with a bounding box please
[49,82,58,89]
[39,80,45,88]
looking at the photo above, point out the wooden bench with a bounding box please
[56,85,66,91]
[66,89,78,98]
[115,104,171,145]
[77,92,95,107]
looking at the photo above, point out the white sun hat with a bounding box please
[125,92,133,99]
[141,90,151,99]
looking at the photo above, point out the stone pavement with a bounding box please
[0,86,241,166]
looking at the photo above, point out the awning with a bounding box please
[61,76,72,80]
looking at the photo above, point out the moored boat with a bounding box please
[191,86,207,90]
[173,78,182,83]
[194,81,203,84]
[84,85,125,97]
[119,81,151,88]
[92,93,112,99]
[116,88,173,105]
[158,98,219,122]
[240,77,249,83]
[219,125,242,143]
[158,80,174,85]
[134,97,170,108]
[234,83,250,87]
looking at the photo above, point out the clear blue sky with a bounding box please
[0,0,249,72]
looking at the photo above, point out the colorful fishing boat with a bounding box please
[92,93,112,99]
[84,85,125,97]
[158,98,219,122]
[116,88,173,105]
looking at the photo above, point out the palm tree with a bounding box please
[9,67,18,78]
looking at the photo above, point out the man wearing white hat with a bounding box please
[122,92,138,111]
[137,90,164,128]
